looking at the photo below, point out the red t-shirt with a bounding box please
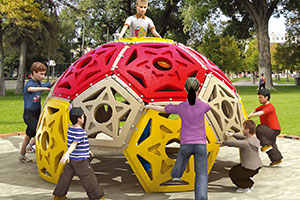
[255,103,281,130]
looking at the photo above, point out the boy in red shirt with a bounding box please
[248,89,283,166]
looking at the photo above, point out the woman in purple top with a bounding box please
[144,77,210,200]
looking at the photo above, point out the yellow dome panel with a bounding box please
[239,98,248,121]
[123,109,219,193]
[35,98,70,184]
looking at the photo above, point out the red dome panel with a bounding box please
[115,43,207,102]
[186,47,236,92]
[52,43,125,100]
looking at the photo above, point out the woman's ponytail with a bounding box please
[185,77,200,105]
[188,87,196,105]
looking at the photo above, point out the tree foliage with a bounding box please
[198,22,243,73]
[273,0,300,76]
[197,23,221,67]
[244,38,259,72]
[1,0,300,95]
[0,0,47,35]
[182,0,286,89]
[0,0,48,94]
[219,35,243,72]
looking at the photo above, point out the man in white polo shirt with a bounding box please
[119,0,161,38]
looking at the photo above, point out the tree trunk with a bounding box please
[16,40,27,94]
[277,65,280,81]
[237,0,278,90]
[256,21,273,90]
[47,47,50,82]
[0,20,5,96]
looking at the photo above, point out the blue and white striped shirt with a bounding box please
[67,127,90,161]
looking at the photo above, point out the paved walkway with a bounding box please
[4,80,17,90]
[0,135,299,200]
[232,80,295,86]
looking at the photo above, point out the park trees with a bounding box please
[270,43,280,80]
[219,35,243,73]
[274,41,299,81]
[0,17,3,96]
[96,0,190,43]
[0,0,47,94]
[197,23,221,67]
[182,0,291,89]
[244,38,259,74]
[272,0,300,81]
[197,22,243,75]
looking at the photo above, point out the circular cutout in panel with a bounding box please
[221,100,233,119]
[95,104,113,123]
[153,58,172,71]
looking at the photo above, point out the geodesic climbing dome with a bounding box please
[35,37,247,192]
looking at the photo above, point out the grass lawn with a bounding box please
[231,77,296,85]
[273,77,296,85]
[236,86,300,136]
[1,86,300,136]
[0,90,49,134]
[230,77,250,83]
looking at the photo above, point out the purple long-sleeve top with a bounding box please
[165,100,210,144]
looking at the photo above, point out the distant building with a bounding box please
[270,32,286,44]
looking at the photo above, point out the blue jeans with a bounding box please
[171,144,207,200]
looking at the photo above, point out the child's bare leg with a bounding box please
[29,137,35,146]
[20,135,31,155]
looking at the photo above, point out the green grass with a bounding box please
[236,86,300,136]
[1,86,300,136]
[273,77,295,84]
[230,77,250,83]
[0,90,49,134]
[231,77,296,85]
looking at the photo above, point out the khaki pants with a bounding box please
[229,164,260,189]
[53,159,104,199]
[256,124,283,162]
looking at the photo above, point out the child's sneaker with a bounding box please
[270,160,282,166]
[172,177,183,182]
[261,145,273,152]
[236,188,251,193]
[19,155,33,163]
[53,196,67,200]
[170,177,186,185]
[26,145,35,154]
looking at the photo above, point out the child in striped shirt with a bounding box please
[53,107,104,200]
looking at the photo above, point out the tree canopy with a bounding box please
[181,0,298,89]
[0,0,299,96]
